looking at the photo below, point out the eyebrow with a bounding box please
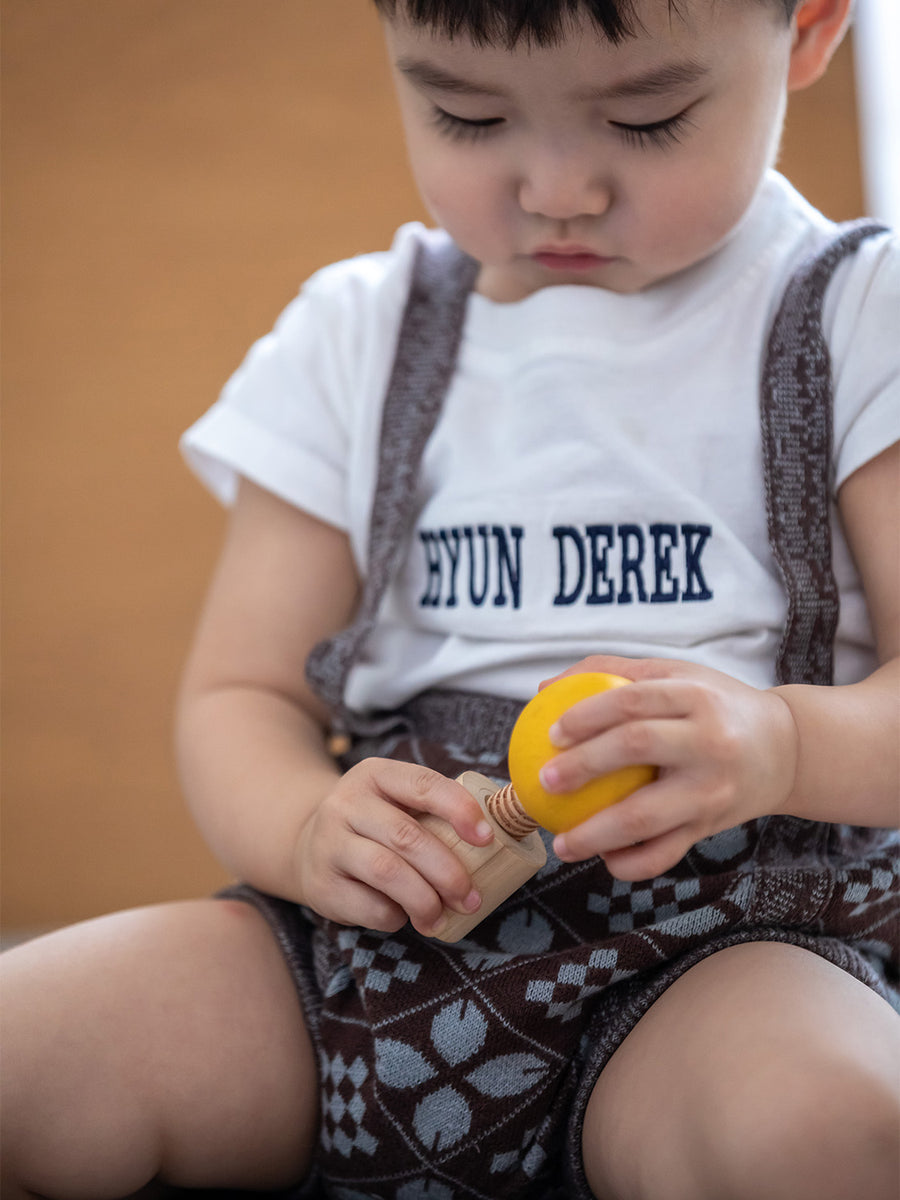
[596,60,710,100]
[396,57,710,103]
[396,58,508,97]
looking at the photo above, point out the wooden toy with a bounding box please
[424,673,657,942]
[419,772,547,942]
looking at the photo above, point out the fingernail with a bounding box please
[429,914,449,937]
[548,722,572,748]
[554,835,572,861]
[475,820,493,842]
[539,762,561,790]
[463,889,482,912]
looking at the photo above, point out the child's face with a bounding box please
[383,0,795,299]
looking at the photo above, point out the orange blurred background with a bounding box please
[1,1,865,935]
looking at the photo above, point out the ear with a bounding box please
[786,0,853,92]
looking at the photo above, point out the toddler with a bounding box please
[2,1,898,1198]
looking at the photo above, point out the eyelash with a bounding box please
[431,106,503,142]
[431,105,694,150]
[613,110,694,149]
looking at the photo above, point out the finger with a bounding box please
[549,676,694,749]
[600,826,698,882]
[553,777,687,861]
[540,654,686,691]
[553,787,698,882]
[316,873,409,934]
[369,761,494,847]
[333,832,452,935]
[348,801,487,912]
[539,654,641,688]
[541,715,690,796]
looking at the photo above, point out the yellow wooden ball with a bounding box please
[508,672,657,834]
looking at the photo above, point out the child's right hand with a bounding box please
[293,759,494,937]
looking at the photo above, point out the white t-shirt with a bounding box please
[182,172,899,711]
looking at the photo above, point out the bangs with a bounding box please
[373,1,798,46]
[372,0,647,47]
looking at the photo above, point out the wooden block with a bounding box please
[419,771,547,942]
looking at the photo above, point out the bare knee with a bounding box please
[709,1050,900,1200]
[1,918,161,1196]
[581,943,900,1200]
[1,899,317,1197]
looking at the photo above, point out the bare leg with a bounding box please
[582,941,900,1200]
[1,898,318,1199]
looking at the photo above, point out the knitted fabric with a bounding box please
[225,223,898,1200]
[761,219,888,685]
[305,237,479,737]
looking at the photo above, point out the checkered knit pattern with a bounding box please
[228,737,897,1200]
[219,727,898,1200]
[224,223,898,1200]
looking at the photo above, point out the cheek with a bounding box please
[678,94,784,235]
[416,160,503,238]
[417,168,470,218]
[641,137,769,263]
[637,78,786,261]
[670,177,752,255]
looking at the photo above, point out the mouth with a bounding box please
[531,246,616,272]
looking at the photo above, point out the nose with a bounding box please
[518,141,611,221]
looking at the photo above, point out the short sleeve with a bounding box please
[181,280,354,529]
[180,223,428,531]
[828,230,900,491]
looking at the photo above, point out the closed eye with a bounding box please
[612,109,695,149]
[431,106,505,142]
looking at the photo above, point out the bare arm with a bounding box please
[176,478,360,895]
[773,440,900,826]
[176,478,492,933]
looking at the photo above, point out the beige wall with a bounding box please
[1,1,863,932]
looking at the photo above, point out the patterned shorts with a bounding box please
[223,733,899,1200]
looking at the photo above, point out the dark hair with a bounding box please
[372,0,799,47]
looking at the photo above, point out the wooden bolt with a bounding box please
[419,771,547,942]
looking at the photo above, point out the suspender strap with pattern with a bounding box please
[307,221,888,739]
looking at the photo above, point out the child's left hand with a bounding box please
[543,654,799,880]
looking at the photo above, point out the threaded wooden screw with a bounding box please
[483,783,539,839]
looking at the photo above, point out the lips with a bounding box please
[531,246,614,271]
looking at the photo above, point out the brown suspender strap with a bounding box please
[760,220,886,687]
[305,232,478,733]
